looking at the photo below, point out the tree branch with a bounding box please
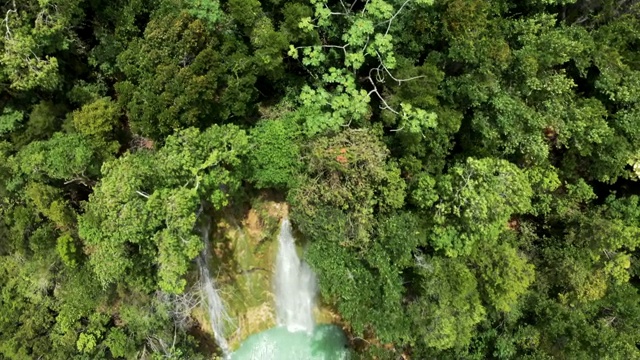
[361,0,371,15]
[4,8,16,40]
[339,0,349,13]
[376,51,426,84]
[349,0,358,12]
[376,0,413,35]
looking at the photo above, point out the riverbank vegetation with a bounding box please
[1,0,640,358]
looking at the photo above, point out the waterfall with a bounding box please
[274,218,317,334]
[198,224,230,357]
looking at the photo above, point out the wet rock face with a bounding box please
[198,197,348,356]
[204,198,286,349]
[230,217,350,359]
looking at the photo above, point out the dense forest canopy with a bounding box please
[1,0,640,358]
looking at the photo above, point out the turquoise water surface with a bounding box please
[231,324,350,360]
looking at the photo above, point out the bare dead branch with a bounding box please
[385,0,412,35]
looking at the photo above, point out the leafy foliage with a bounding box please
[249,114,302,189]
[79,125,248,293]
[115,4,257,139]
[291,129,405,246]
[429,157,533,257]
[1,0,640,358]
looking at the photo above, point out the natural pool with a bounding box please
[231,324,349,360]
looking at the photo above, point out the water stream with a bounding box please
[274,218,317,333]
[198,223,230,357]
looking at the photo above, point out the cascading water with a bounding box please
[231,217,349,359]
[274,218,317,334]
[198,223,230,357]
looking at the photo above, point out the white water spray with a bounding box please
[274,218,317,333]
[198,224,230,357]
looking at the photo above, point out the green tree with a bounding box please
[11,101,66,148]
[287,0,439,136]
[0,0,84,90]
[291,129,405,246]
[72,97,122,157]
[79,124,248,293]
[471,239,535,313]
[408,257,486,351]
[429,158,533,257]
[115,3,257,138]
[249,112,302,189]
[13,132,105,184]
